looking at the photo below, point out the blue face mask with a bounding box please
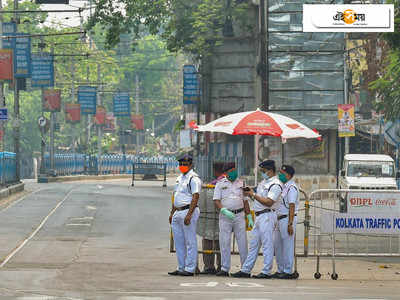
[261,172,270,180]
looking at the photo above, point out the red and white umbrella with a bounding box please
[193,109,321,184]
[194,109,320,140]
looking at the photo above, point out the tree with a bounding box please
[369,0,400,121]
[87,0,253,57]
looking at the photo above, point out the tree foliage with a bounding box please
[369,0,400,121]
[87,0,253,57]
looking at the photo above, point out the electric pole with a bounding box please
[50,47,55,172]
[97,63,102,173]
[13,0,20,182]
[135,74,140,150]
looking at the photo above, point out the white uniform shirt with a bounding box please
[253,176,282,212]
[174,169,202,207]
[277,179,299,215]
[213,178,245,211]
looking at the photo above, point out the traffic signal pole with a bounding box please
[13,0,20,182]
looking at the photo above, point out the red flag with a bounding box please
[43,89,61,112]
[94,106,106,125]
[65,103,81,123]
[131,114,144,130]
[0,50,13,80]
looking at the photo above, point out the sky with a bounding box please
[36,0,91,28]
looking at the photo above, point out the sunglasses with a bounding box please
[179,162,191,166]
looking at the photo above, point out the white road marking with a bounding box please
[97,185,103,189]
[86,205,96,210]
[66,223,91,227]
[69,217,94,221]
[180,282,219,287]
[0,189,75,268]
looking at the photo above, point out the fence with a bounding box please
[307,189,400,280]
[43,153,178,176]
[0,152,17,185]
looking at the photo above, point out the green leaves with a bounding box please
[88,0,252,57]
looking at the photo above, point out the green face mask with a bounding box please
[227,169,238,182]
[279,172,288,184]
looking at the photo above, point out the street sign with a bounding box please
[183,65,200,104]
[14,33,31,78]
[31,53,54,88]
[2,22,16,49]
[384,120,400,147]
[0,108,7,121]
[78,86,97,115]
[38,116,47,127]
[113,92,131,117]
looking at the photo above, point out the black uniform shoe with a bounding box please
[168,270,180,276]
[200,268,217,275]
[231,271,251,278]
[216,270,229,277]
[178,270,194,276]
[252,272,273,279]
[272,272,284,278]
[281,273,296,279]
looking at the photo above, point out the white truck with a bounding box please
[338,154,399,212]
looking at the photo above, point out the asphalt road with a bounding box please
[0,179,398,300]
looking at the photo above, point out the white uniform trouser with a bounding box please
[241,211,277,275]
[219,211,248,272]
[171,207,200,273]
[274,216,297,274]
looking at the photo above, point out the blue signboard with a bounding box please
[78,86,97,115]
[31,53,54,87]
[2,22,16,49]
[183,65,199,104]
[13,33,31,78]
[0,108,7,121]
[113,92,131,117]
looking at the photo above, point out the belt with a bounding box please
[175,204,191,211]
[231,208,244,214]
[278,214,297,220]
[255,208,274,216]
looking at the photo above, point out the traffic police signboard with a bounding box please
[0,108,7,121]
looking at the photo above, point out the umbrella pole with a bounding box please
[254,134,259,185]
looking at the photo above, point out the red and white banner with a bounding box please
[347,192,400,214]
[0,49,13,81]
[65,103,81,123]
[43,89,61,112]
[131,114,144,130]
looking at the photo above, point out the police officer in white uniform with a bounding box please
[274,165,299,279]
[232,160,282,279]
[168,154,202,276]
[213,162,253,277]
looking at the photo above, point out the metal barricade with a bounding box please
[131,162,167,187]
[307,189,400,280]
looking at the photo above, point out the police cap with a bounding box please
[281,164,295,176]
[223,162,236,172]
[177,154,193,162]
[259,160,275,170]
